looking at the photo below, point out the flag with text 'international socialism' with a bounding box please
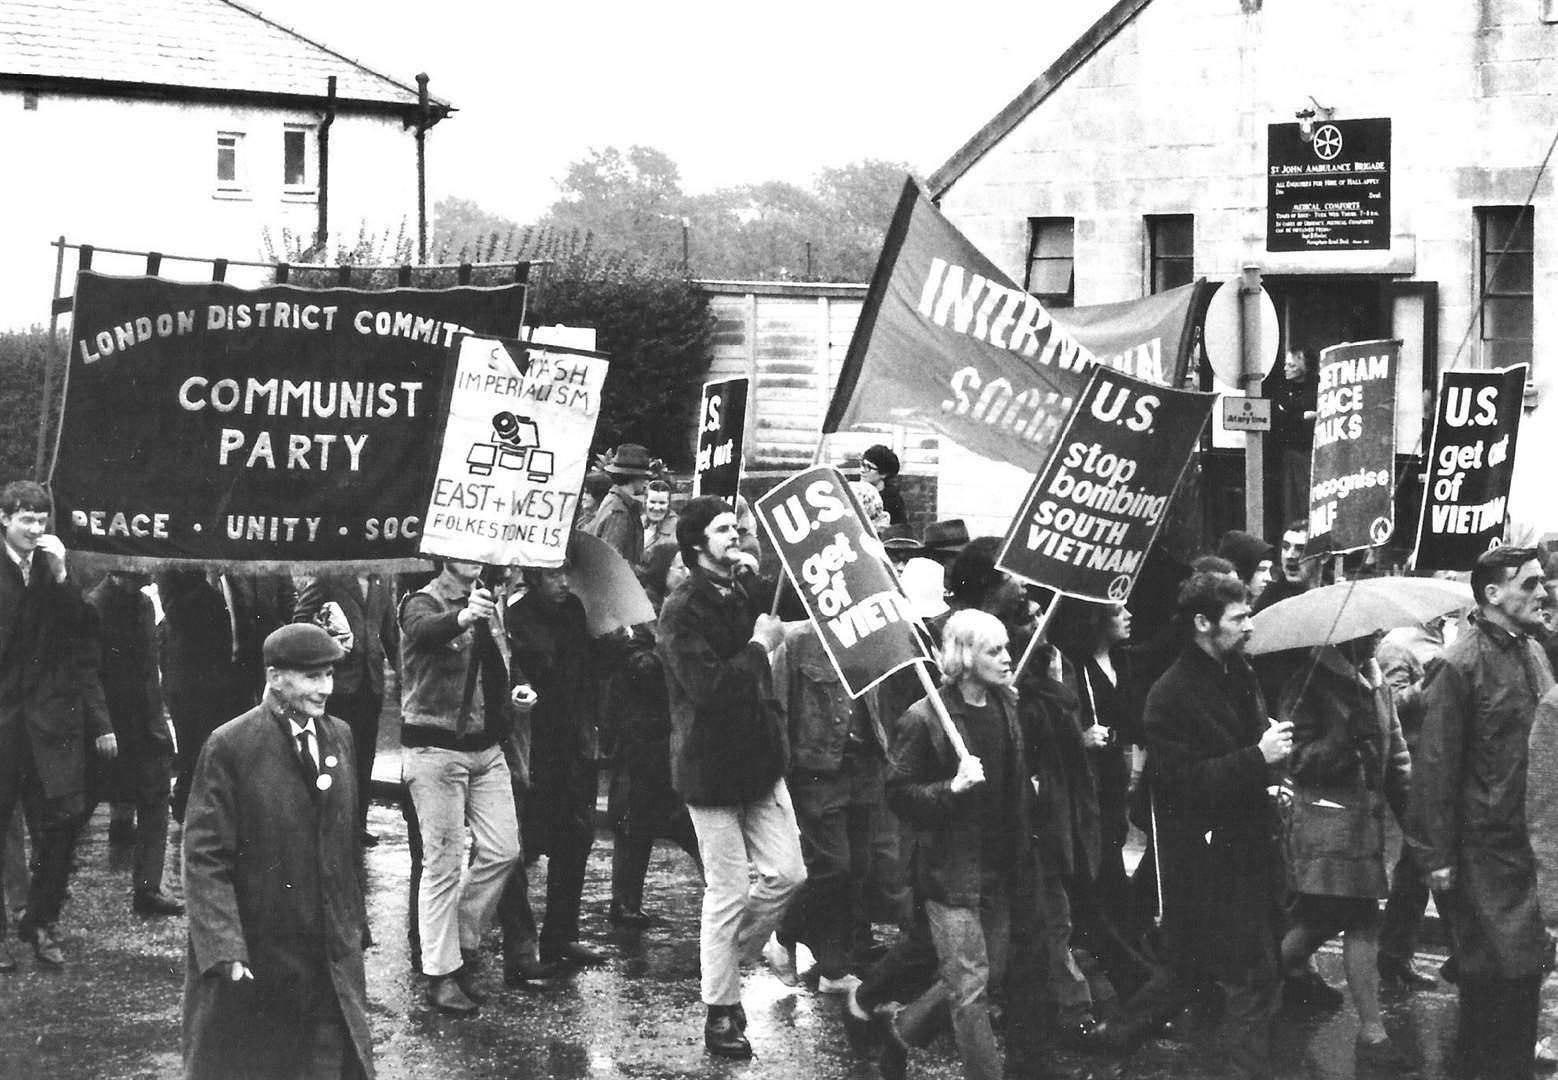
[821,177,1205,470]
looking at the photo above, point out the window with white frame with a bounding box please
[1024,217,1074,308]
[1477,206,1533,371]
[283,124,317,195]
[215,131,245,192]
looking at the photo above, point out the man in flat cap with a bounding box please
[182,623,374,1080]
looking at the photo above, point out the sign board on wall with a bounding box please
[1221,396,1272,432]
[1267,118,1391,251]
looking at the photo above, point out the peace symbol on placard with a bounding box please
[1106,575,1131,602]
[1369,517,1393,545]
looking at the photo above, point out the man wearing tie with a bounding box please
[182,622,373,1080]
[0,480,115,970]
[295,570,398,844]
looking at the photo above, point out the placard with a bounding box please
[693,377,747,499]
[419,336,607,568]
[1307,340,1399,554]
[756,467,929,697]
[1413,364,1528,571]
[996,369,1215,603]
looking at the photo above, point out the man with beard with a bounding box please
[1408,547,1554,1080]
[1143,572,1292,1078]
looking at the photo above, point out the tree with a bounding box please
[432,197,521,262]
[538,146,691,268]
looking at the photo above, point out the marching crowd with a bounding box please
[4,438,1558,1080]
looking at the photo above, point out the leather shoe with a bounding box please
[541,941,607,966]
[1378,957,1436,990]
[426,974,479,1015]
[133,889,186,916]
[18,923,64,967]
[453,967,487,1005]
[1283,969,1345,1012]
[609,905,655,928]
[705,1007,752,1059]
[0,940,15,973]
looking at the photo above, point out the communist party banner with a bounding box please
[52,271,525,568]
[1414,364,1528,571]
[756,467,929,697]
[821,176,1205,468]
[419,335,608,568]
[997,369,1215,603]
[1307,339,1400,555]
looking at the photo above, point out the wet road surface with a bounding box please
[0,799,1533,1080]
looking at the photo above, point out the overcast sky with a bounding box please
[248,0,1115,222]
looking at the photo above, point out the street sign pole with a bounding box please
[1239,264,1266,536]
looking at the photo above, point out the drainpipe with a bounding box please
[416,74,430,264]
[317,76,336,255]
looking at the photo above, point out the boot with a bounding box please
[705,1004,752,1059]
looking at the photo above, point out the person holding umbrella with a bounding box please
[1275,635,1414,1070]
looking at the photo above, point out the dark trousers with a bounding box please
[91,751,172,895]
[779,755,884,976]
[1458,972,1541,1080]
[1379,844,1429,965]
[522,767,597,954]
[328,690,382,830]
[0,713,83,933]
[856,903,940,1012]
[400,791,423,969]
[610,821,701,916]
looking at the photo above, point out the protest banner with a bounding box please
[1307,339,1400,554]
[693,377,747,498]
[821,176,1205,469]
[996,368,1215,603]
[1413,364,1528,571]
[51,271,525,568]
[419,335,607,568]
[756,466,930,698]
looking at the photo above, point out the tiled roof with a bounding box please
[0,0,448,111]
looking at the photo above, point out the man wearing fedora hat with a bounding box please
[587,443,656,565]
[182,623,374,1080]
[919,520,971,567]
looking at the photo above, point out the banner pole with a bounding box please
[35,236,69,481]
[1014,596,1062,679]
[1150,788,1164,928]
[912,660,970,762]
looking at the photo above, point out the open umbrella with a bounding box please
[1249,576,1472,655]
[564,531,655,636]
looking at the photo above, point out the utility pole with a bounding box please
[1239,264,1266,535]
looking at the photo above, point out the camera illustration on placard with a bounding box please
[466,411,555,483]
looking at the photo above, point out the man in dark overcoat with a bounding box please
[295,569,398,841]
[503,564,604,966]
[182,623,372,1080]
[0,479,115,968]
[85,570,182,915]
[1407,546,1554,1080]
[1143,572,1293,1078]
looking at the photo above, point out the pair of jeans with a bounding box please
[686,779,806,1005]
[780,756,884,976]
[403,743,520,977]
[925,881,1012,1080]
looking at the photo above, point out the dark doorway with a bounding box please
[1258,275,1391,539]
